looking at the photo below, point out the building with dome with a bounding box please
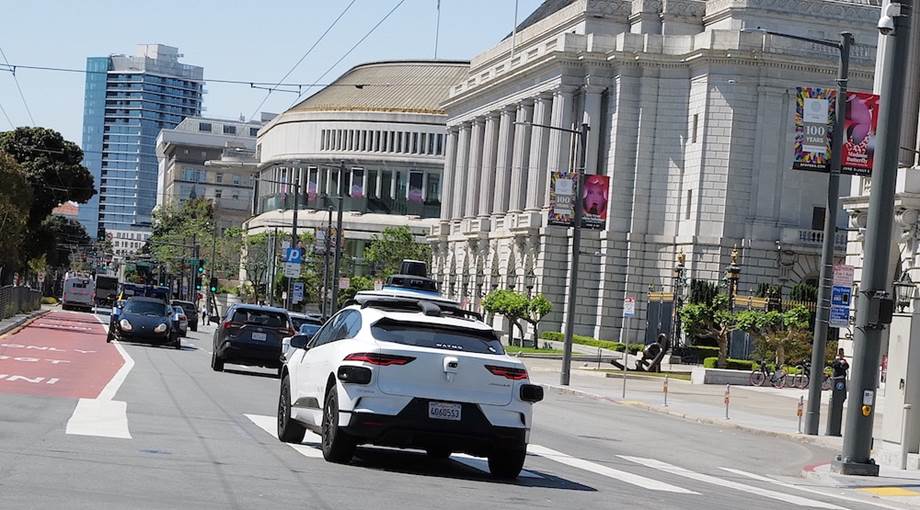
[432,0,881,345]
[244,60,469,279]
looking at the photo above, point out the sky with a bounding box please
[0,0,544,145]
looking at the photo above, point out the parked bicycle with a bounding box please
[791,360,832,391]
[750,360,787,388]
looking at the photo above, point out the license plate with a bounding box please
[428,402,461,421]
[251,332,267,341]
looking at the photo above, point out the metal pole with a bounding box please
[330,195,345,312]
[286,179,300,310]
[321,206,332,319]
[902,404,913,470]
[561,123,589,386]
[433,0,441,59]
[806,32,853,436]
[834,7,911,475]
[209,228,217,318]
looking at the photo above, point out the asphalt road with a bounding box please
[0,310,893,509]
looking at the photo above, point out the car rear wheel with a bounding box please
[278,375,306,444]
[321,384,355,463]
[488,446,526,479]
[211,350,224,372]
[191,324,197,332]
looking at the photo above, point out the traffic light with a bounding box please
[209,277,218,293]
[196,275,203,291]
[197,259,206,275]
[97,227,107,242]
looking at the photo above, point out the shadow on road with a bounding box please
[349,447,596,491]
[223,368,281,379]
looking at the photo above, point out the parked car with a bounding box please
[172,306,189,337]
[211,305,294,374]
[282,313,325,362]
[276,294,543,479]
[107,297,180,349]
[171,300,199,332]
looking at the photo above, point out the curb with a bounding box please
[540,382,838,447]
[0,309,49,338]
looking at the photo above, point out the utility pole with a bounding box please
[833,1,911,476]
[209,226,218,318]
[286,175,300,310]
[560,123,589,386]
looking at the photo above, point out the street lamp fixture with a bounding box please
[724,244,741,311]
[672,250,687,347]
[893,272,915,312]
[508,271,518,291]
[525,268,536,297]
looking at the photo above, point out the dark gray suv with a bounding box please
[211,305,293,375]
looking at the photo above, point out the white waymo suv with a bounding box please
[276,293,543,478]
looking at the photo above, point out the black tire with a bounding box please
[278,375,306,444]
[426,447,452,460]
[211,350,224,372]
[795,373,809,390]
[488,447,527,479]
[771,371,786,389]
[191,323,197,332]
[321,383,355,463]
[173,337,181,350]
[750,371,766,387]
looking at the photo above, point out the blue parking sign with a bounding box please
[829,285,851,328]
[283,247,302,263]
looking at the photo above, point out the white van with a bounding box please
[62,276,95,311]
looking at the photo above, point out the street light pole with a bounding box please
[834,2,912,475]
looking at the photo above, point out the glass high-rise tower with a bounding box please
[78,44,203,241]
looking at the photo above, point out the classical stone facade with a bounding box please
[432,0,879,342]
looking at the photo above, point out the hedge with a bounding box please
[672,345,720,364]
[540,331,644,354]
[41,296,58,305]
[702,357,755,371]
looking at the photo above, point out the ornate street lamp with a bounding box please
[508,271,518,291]
[724,244,741,311]
[671,250,687,346]
[525,268,536,297]
[448,270,457,297]
[893,272,915,313]
[476,268,485,298]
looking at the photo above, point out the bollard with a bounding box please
[724,384,731,420]
[797,396,804,434]
[663,374,669,407]
[902,404,913,470]
[597,346,602,370]
[621,349,628,399]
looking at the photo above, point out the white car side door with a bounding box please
[297,312,347,421]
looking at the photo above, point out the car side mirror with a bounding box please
[290,335,310,350]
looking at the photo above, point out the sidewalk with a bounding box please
[525,358,845,449]
[804,463,920,508]
[0,305,51,337]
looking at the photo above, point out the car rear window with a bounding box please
[232,309,288,328]
[371,319,504,355]
[291,317,323,331]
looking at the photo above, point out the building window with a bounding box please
[232,192,239,200]
[436,133,444,155]
[412,133,419,154]
[249,127,259,137]
[199,122,212,132]
[216,172,224,183]
[367,169,378,198]
[215,188,222,199]
[691,114,699,144]
[812,207,826,230]
[426,174,440,202]
[223,125,237,135]
[396,132,403,153]
[685,189,692,220]
[233,174,240,185]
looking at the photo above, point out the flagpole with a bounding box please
[434,0,441,59]
[510,0,519,60]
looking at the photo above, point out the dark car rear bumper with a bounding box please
[216,341,282,368]
[343,398,526,456]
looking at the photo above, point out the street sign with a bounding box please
[283,247,303,263]
[830,264,855,328]
[292,282,304,304]
[339,277,350,289]
[623,296,636,318]
[283,262,301,278]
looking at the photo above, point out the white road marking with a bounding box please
[245,413,324,458]
[528,444,697,494]
[65,314,134,439]
[65,399,131,439]
[620,456,845,509]
[450,453,543,479]
[720,468,906,510]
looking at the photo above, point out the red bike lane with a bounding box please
[0,311,124,399]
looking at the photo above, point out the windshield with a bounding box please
[124,300,171,316]
[298,323,321,337]
[371,319,504,355]
[232,309,288,328]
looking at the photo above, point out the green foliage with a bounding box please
[790,281,818,303]
[680,293,738,368]
[538,331,644,354]
[0,127,95,230]
[0,151,31,273]
[337,275,375,307]
[41,296,58,305]
[689,279,719,305]
[483,290,553,345]
[34,215,91,269]
[736,305,811,365]
[363,226,431,278]
[703,357,755,370]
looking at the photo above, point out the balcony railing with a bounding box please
[781,228,848,248]
[258,193,440,219]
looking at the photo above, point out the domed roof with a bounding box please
[288,60,469,116]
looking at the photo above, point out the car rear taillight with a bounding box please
[485,365,528,380]
[222,321,238,330]
[344,352,415,366]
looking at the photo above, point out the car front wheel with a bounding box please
[278,375,306,444]
[321,384,355,463]
[488,446,527,479]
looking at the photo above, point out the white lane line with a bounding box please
[720,468,905,510]
[620,456,845,509]
[65,398,131,439]
[450,454,543,479]
[245,413,323,458]
[528,444,697,494]
[65,314,134,439]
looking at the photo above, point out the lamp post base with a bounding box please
[831,457,880,476]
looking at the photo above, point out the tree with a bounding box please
[0,151,32,277]
[363,226,431,278]
[31,215,92,269]
[337,275,374,307]
[482,289,528,344]
[0,127,95,230]
[240,233,271,303]
[680,293,740,368]
[735,306,811,366]
[521,294,552,346]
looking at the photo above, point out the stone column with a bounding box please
[508,100,533,213]
[465,118,485,218]
[493,105,517,215]
[452,123,471,219]
[479,113,500,217]
[525,93,554,211]
[547,86,576,176]
[440,126,459,223]
[582,83,605,174]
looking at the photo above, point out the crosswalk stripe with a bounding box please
[620,456,845,509]
[720,468,906,510]
[528,444,698,494]
[245,413,324,458]
[450,454,543,479]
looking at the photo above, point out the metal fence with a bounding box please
[0,286,41,320]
